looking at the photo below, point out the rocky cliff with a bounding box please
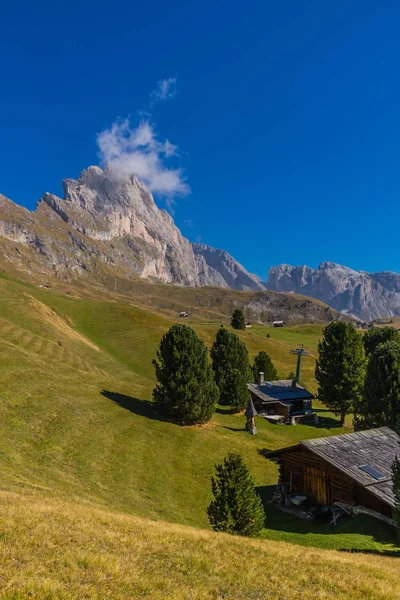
[192,243,265,291]
[0,166,264,291]
[267,262,400,321]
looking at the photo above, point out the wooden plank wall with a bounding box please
[279,447,389,511]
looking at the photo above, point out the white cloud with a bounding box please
[150,77,177,103]
[97,118,190,198]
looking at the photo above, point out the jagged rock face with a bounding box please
[192,244,266,291]
[268,262,400,321]
[0,167,264,291]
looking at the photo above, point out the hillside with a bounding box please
[0,273,399,597]
[1,491,400,600]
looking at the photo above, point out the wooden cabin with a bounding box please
[247,379,316,425]
[268,427,400,519]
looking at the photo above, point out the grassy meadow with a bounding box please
[0,272,399,597]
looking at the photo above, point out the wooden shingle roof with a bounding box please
[301,427,400,508]
[248,380,314,405]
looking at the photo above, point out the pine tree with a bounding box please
[354,341,400,431]
[252,351,278,383]
[392,455,400,539]
[207,453,265,537]
[224,368,249,412]
[211,327,250,411]
[152,324,218,424]
[363,326,400,357]
[315,321,366,425]
[231,309,246,330]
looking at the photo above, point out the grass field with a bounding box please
[0,273,399,597]
[1,491,400,600]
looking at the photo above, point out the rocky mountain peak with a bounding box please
[0,166,265,292]
[268,262,400,321]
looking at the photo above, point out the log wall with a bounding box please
[279,447,393,516]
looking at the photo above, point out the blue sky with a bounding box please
[1,1,399,279]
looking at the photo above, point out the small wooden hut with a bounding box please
[268,427,400,519]
[248,379,316,425]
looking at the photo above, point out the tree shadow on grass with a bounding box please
[255,489,399,554]
[257,448,277,457]
[215,406,239,415]
[313,408,343,429]
[220,426,245,432]
[255,484,278,504]
[101,390,169,423]
[315,417,343,429]
[339,547,400,557]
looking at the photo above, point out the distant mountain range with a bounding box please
[267,262,400,322]
[0,166,398,322]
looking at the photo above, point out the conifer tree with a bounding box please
[354,341,400,431]
[315,321,366,425]
[152,324,218,424]
[231,308,246,330]
[224,368,249,413]
[207,453,265,537]
[252,351,278,382]
[211,327,250,411]
[392,455,400,539]
[363,326,400,357]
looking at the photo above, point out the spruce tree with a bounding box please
[354,341,400,431]
[392,455,400,539]
[207,453,265,537]
[315,321,366,425]
[363,326,400,357]
[225,368,249,413]
[231,309,246,330]
[252,351,278,383]
[211,327,250,411]
[152,324,218,424]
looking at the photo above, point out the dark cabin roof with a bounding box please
[270,427,400,508]
[247,380,314,406]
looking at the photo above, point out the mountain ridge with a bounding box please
[267,262,400,321]
[0,166,266,293]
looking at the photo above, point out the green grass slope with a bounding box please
[0,274,399,597]
[1,490,400,600]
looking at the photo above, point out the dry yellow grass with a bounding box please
[0,490,399,600]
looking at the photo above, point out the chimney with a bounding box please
[258,372,264,385]
[291,379,297,390]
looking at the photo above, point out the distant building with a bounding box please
[267,427,398,521]
[273,320,284,327]
[247,376,316,425]
[245,322,252,328]
[179,311,189,318]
